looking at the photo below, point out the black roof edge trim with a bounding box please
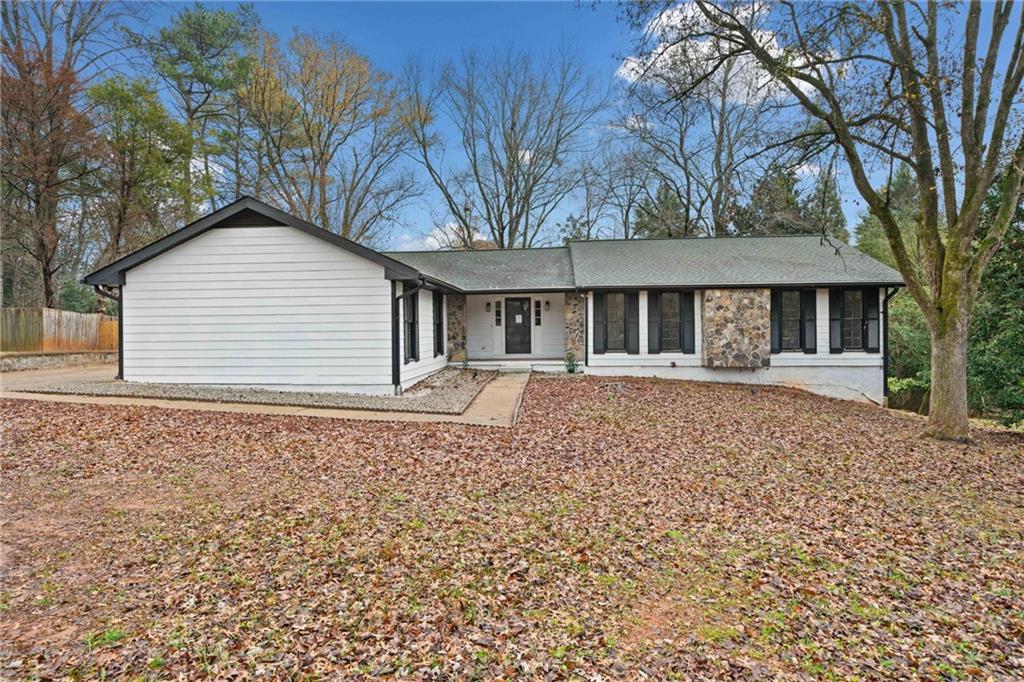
[457,287,576,295]
[578,282,905,291]
[422,276,463,294]
[83,196,424,285]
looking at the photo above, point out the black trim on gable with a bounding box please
[215,206,286,228]
[83,196,421,286]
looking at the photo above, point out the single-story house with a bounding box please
[84,196,904,403]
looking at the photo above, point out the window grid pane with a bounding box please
[843,290,863,349]
[660,292,681,351]
[606,293,625,351]
[780,290,801,350]
[404,294,417,361]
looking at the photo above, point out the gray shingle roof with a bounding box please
[567,236,903,289]
[386,236,902,292]
[385,247,575,292]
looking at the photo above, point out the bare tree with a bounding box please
[403,48,607,248]
[620,5,785,236]
[1,0,124,307]
[626,0,1024,440]
[558,161,615,241]
[601,143,656,239]
[618,100,707,235]
[242,31,417,244]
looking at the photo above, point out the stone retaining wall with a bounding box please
[1,351,119,373]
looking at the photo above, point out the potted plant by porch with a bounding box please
[564,351,579,374]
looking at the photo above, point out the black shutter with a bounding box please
[433,291,444,357]
[404,289,419,363]
[864,287,880,353]
[593,292,606,354]
[770,289,781,354]
[681,291,695,354]
[800,289,817,354]
[829,289,843,353]
[626,292,640,354]
[647,292,661,354]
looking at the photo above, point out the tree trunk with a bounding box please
[35,197,60,309]
[184,110,195,222]
[927,322,971,440]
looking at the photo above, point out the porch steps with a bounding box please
[458,360,572,373]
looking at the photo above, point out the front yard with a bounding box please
[2,376,1022,679]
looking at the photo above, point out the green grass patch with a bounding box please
[86,628,126,651]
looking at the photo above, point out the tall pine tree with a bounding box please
[632,182,691,238]
[801,170,848,241]
[734,168,803,235]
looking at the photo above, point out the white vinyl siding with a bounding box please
[399,285,447,390]
[465,293,566,359]
[122,225,395,393]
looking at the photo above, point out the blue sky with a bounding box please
[258,2,631,249]
[252,1,628,76]
[134,1,995,249]
[132,2,635,249]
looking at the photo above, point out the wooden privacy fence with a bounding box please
[1,308,118,353]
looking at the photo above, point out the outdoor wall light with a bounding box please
[544,301,550,311]
[485,302,491,312]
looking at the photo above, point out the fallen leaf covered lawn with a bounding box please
[2,376,1022,679]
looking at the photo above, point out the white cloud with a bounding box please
[623,113,649,132]
[794,161,820,178]
[619,1,817,106]
[392,223,484,251]
[393,229,442,252]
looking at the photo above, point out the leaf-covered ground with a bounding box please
[2,376,1022,680]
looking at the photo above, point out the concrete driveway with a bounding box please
[0,364,529,427]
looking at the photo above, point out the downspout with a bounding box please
[583,290,589,369]
[882,287,899,406]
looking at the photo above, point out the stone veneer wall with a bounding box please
[564,292,586,361]
[446,293,467,362]
[701,288,771,369]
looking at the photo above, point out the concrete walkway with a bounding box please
[0,365,530,427]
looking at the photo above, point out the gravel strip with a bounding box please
[31,367,495,414]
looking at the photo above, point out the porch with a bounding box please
[446,290,585,367]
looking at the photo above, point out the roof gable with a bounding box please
[83,197,419,286]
